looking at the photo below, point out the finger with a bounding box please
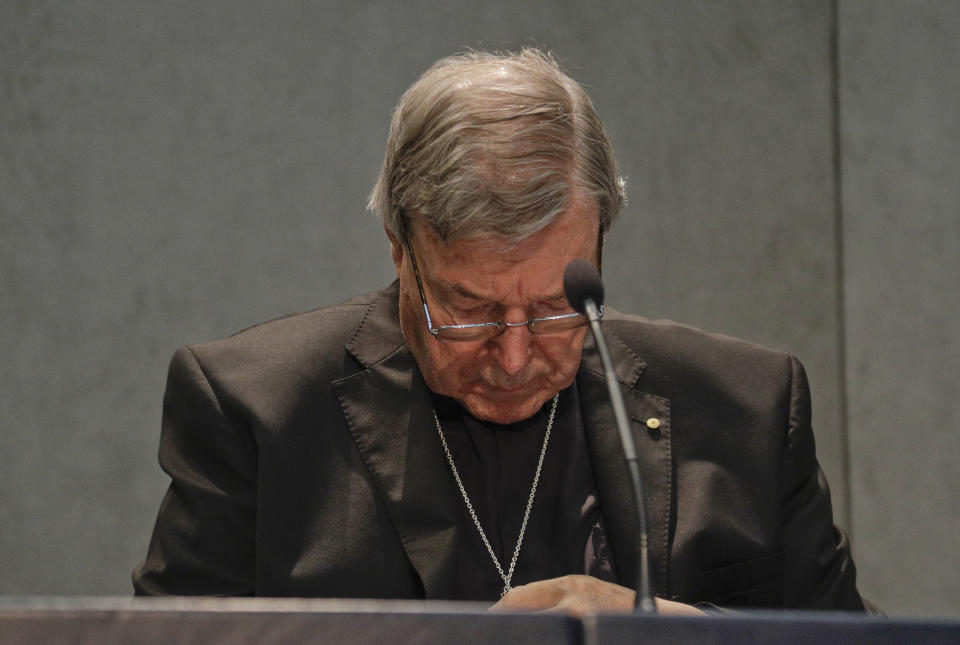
[489,579,563,612]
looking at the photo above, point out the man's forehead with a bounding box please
[411,222,577,271]
[406,216,524,252]
[407,206,599,256]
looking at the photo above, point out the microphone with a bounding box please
[563,259,656,614]
[562,258,605,319]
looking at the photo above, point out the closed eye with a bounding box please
[447,300,500,321]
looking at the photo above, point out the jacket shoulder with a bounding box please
[603,310,799,404]
[608,308,792,360]
[167,287,396,412]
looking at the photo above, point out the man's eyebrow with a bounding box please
[441,280,568,304]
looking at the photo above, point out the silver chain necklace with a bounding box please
[432,393,559,598]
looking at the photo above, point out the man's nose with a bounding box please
[493,323,533,376]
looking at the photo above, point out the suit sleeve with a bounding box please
[779,355,866,610]
[132,346,258,595]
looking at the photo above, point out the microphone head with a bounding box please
[563,258,604,314]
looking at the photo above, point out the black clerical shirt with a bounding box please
[432,384,618,601]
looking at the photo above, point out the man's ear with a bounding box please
[385,226,404,276]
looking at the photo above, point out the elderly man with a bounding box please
[133,49,866,614]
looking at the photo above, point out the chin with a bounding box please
[460,391,552,425]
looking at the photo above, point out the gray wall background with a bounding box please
[1,0,957,616]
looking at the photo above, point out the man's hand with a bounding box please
[489,575,705,618]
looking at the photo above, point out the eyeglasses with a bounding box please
[402,229,601,343]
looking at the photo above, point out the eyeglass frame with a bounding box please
[399,219,602,343]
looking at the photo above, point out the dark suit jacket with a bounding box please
[133,283,865,609]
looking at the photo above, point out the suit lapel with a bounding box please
[579,327,673,596]
[332,285,461,598]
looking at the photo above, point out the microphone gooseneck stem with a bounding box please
[583,299,657,614]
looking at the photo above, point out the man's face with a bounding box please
[389,198,600,424]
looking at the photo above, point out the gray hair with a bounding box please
[367,48,626,243]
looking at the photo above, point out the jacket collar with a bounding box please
[343,281,407,369]
[335,284,673,598]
